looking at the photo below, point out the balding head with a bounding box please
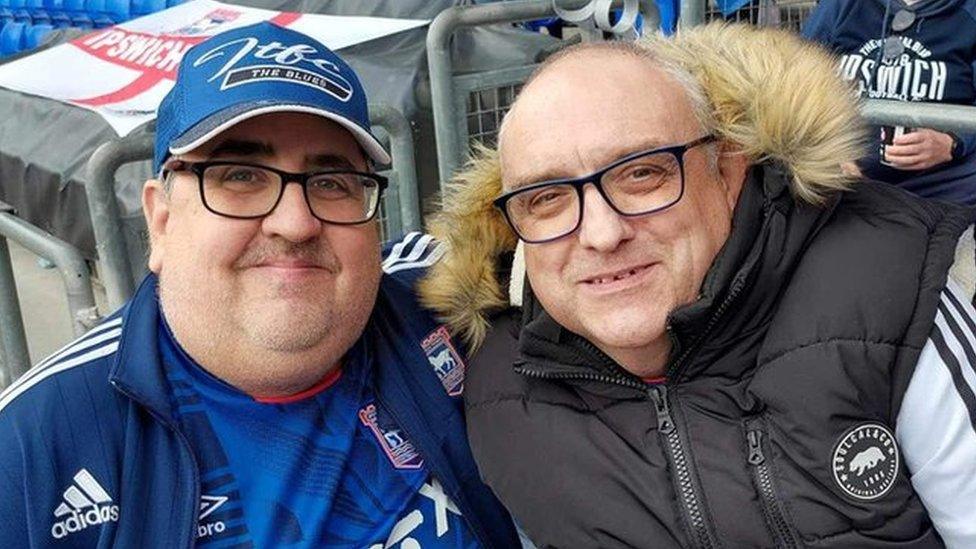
[498,43,714,183]
[499,45,712,192]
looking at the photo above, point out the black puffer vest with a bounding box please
[465,164,973,548]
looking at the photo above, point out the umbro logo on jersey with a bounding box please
[197,494,229,539]
[50,469,120,540]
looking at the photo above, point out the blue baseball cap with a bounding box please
[154,21,390,174]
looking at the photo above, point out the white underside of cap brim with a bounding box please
[168,104,391,165]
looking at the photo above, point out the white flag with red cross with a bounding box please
[0,0,427,136]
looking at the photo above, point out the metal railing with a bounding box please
[371,104,422,235]
[680,0,707,27]
[85,104,420,309]
[0,201,98,388]
[86,133,153,310]
[862,100,976,134]
[451,65,536,151]
[679,1,821,30]
[428,0,626,185]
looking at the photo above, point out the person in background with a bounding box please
[803,0,976,205]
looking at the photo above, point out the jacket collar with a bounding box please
[109,274,180,425]
[516,163,838,386]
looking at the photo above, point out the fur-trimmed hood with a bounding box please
[418,23,868,350]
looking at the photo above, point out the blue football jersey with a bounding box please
[158,317,480,548]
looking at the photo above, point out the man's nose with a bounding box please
[261,182,321,242]
[577,185,634,252]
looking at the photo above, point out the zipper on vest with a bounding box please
[666,271,749,381]
[745,424,801,549]
[648,384,715,549]
[514,365,716,549]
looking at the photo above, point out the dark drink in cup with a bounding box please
[880,125,914,166]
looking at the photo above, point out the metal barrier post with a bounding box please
[427,0,608,185]
[0,207,29,386]
[862,100,976,134]
[0,209,99,338]
[370,104,421,233]
[680,0,706,27]
[0,202,99,386]
[86,133,154,310]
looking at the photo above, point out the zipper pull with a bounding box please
[648,385,675,434]
[747,429,765,465]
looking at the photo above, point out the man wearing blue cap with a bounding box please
[0,22,518,548]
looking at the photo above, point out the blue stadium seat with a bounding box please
[85,0,112,27]
[0,7,13,23]
[103,0,126,20]
[164,0,182,7]
[0,20,26,55]
[24,21,51,48]
[49,10,69,26]
[70,12,92,26]
[9,0,29,22]
[26,0,51,24]
[130,0,163,16]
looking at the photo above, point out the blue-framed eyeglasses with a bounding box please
[493,135,716,243]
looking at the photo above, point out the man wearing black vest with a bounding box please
[420,24,976,548]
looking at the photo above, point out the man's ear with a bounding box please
[715,141,750,211]
[142,179,170,274]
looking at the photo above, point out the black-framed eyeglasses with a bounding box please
[161,160,388,225]
[493,135,716,243]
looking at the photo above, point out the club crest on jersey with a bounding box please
[831,423,900,501]
[422,326,465,396]
[359,403,424,470]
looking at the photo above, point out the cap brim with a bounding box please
[168,103,391,165]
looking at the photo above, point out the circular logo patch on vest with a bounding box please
[831,423,899,501]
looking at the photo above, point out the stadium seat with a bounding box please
[0,7,13,24]
[165,0,182,7]
[49,10,68,26]
[0,20,26,55]
[103,0,126,20]
[9,0,29,22]
[85,0,112,27]
[130,0,163,16]
[26,0,51,25]
[70,12,92,26]
[24,21,51,48]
